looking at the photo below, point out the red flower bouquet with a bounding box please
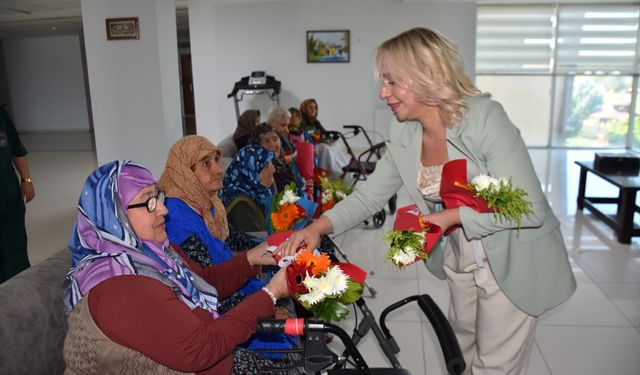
[266,230,366,322]
[383,204,443,269]
[440,159,533,232]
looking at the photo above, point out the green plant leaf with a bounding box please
[338,280,363,304]
[310,299,350,322]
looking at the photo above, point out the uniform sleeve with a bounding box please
[0,108,27,157]
[458,100,550,239]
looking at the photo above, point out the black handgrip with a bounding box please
[256,318,286,333]
[343,124,361,135]
[379,295,466,374]
[417,295,466,375]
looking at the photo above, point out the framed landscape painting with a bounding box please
[306,30,350,63]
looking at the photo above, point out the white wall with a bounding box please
[2,35,90,132]
[189,0,476,146]
[81,0,182,176]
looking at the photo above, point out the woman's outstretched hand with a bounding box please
[277,216,334,256]
[277,226,320,257]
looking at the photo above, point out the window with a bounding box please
[477,5,555,74]
[476,4,640,148]
[552,75,634,147]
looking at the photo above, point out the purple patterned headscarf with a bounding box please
[63,160,219,317]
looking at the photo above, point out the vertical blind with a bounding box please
[476,3,640,75]
[556,4,639,74]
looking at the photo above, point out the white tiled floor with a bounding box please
[18,132,640,375]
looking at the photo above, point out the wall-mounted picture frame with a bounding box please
[106,17,140,40]
[306,30,350,63]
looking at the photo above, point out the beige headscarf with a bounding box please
[158,135,229,240]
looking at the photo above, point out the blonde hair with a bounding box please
[375,28,481,125]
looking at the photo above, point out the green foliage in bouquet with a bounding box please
[471,177,534,227]
[382,230,427,269]
[300,280,363,322]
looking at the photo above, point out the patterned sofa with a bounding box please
[0,249,70,374]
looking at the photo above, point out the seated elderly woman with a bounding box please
[251,123,305,197]
[266,105,296,163]
[287,107,306,146]
[233,109,261,151]
[219,144,276,238]
[159,136,264,269]
[158,136,296,331]
[62,160,300,374]
[300,98,349,178]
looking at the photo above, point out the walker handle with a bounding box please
[380,294,466,375]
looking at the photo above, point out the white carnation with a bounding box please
[280,189,300,206]
[299,287,326,305]
[392,248,417,266]
[336,191,347,200]
[302,273,319,290]
[299,266,348,305]
[321,191,332,204]
[323,266,348,295]
[471,174,499,192]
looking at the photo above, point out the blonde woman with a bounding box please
[281,28,576,375]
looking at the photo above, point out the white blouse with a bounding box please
[417,164,443,202]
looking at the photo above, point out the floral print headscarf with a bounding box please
[63,160,219,317]
[219,145,275,214]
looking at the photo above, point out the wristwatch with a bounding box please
[21,177,32,183]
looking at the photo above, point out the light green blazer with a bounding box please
[325,96,576,316]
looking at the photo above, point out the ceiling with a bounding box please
[0,0,81,37]
[0,0,635,38]
[0,0,194,38]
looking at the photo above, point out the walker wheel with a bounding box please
[373,210,386,228]
[388,194,398,215]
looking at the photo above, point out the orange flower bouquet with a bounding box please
[285,248,366,322]
[267,183,317,234]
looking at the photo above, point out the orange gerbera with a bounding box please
[295,249,331,276]
[271,203,306,231]
[321,199,335,213]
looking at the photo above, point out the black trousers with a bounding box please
[0,197,30,283]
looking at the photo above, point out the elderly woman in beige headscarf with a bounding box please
[158,135,296,328]
[159,136,267,307]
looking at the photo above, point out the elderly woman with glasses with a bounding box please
[62,160,300,374]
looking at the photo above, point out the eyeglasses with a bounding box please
[127,191,165,213]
